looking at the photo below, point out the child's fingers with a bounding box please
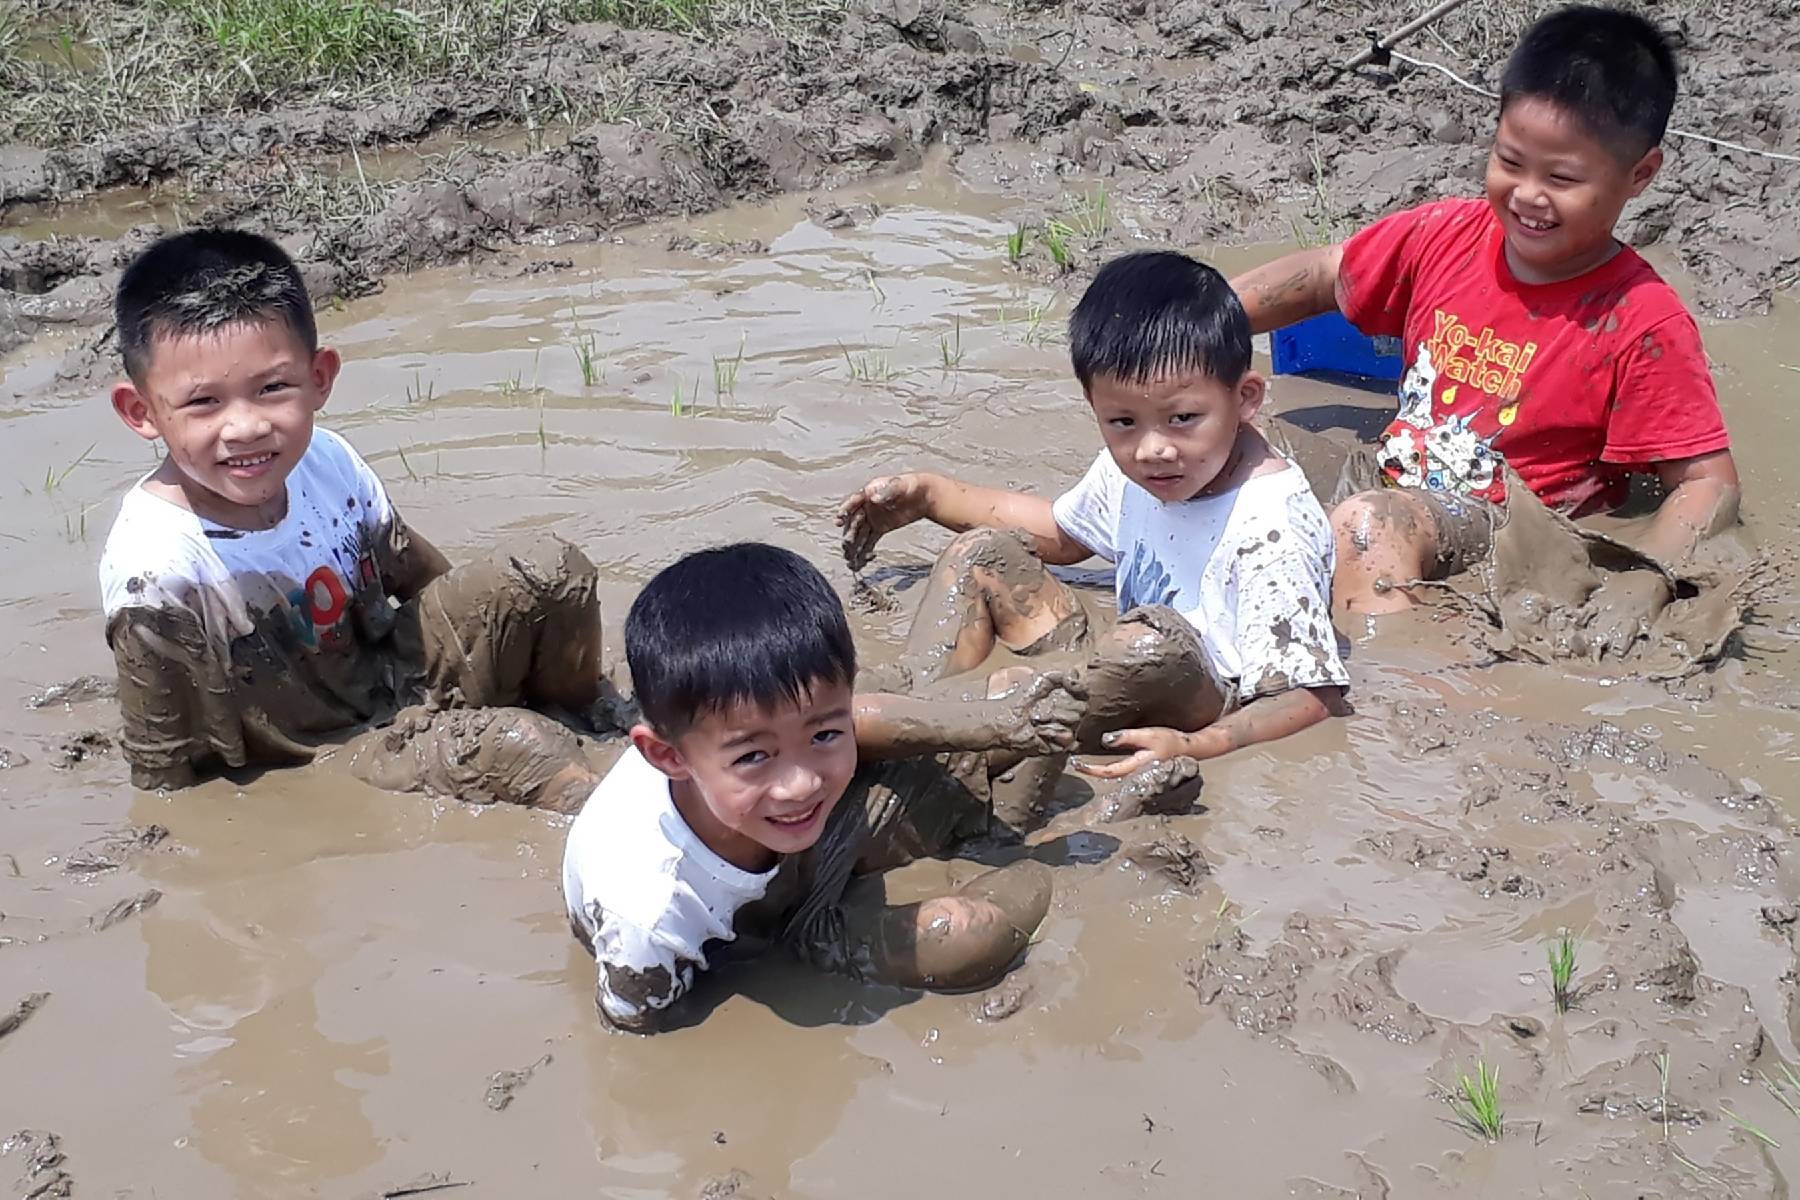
[1073,751,1152,780]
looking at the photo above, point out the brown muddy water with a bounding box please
[6,161,1800,1198]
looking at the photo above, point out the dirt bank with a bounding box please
[4,0,1797,358]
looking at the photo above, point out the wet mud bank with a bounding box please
[5,0,1799,359]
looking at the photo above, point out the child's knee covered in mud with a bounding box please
[1330,489,1429,559]
[876,861,1052,991]
[1080,605,1225,739]
[936,526,1045,584]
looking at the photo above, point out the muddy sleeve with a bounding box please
[1599,313,1732,467]
[1337,201,1448,338]
[107,607,244,790]
[376,512,453,601]
[589,911,702,1034]
[1227,523,1350,702]
[1050,451,1124,561]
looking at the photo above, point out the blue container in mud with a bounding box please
[1271,312,1404,383]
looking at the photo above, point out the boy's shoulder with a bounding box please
[563,747,772,937]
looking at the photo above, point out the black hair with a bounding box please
[626,542,857,739]
[1500,5,1677,160]
[1069,251,1251,391]
[115,228,317,383]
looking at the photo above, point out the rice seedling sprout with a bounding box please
[1721,1103,1780,1148]
[1547,928,1578,1013]
[1448,1060,1503,1141]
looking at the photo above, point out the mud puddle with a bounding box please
[4,162,1800,1197]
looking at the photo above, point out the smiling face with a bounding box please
[111,319,338,529]
[1486,96,1662,285]
[1086,368,1264,502]
[634,679,859,873]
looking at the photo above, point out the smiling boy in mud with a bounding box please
[100,229,604,808]
[838,251,1350,789]
[1230,5,1739,653]
[562,542,1073,1033]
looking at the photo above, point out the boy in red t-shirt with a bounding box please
[1230,4,1739,656]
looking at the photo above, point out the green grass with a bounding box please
[1448,1060,1504,1141]
[574,331,603,387]
[1721,1103,1780,1149]
[938,317,962,372]
[42,443,96,494]
[840,341,897,384]
[1063,186,1110,243]
[1039,219,1073,271]
[669,372,701,416]
[1,0,845,144]
[712,333,744,400]
[1004,222,1028,267]
[1547,929,1578,1014]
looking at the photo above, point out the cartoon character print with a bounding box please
[1117,543,1177,614]
[1420,412,1500,495]
[1394,344,1438,430]
[1378,343,1507,498]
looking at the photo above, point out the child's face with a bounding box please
[111,320,338,525]
[1486,96,1662,284]
[1086,368,1265,502]
[636,679,858,871]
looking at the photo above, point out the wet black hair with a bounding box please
[1500,5,1678,161]
[1069,250,1251,391]
[115,228,317,384]
[626,542,857,740]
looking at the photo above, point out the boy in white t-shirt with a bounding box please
[838,251,1350,786]
[563,542,1072,1033]
[100,229,602,806]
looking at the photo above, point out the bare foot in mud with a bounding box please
[861,860,1053,992]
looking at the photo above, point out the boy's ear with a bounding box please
[308,346,342,412]
[1627,146,1664,198]
[631,723,693,782]
[1236,370,1267,421]
[111,380,163,443]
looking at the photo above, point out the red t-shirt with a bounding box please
[1338,197,1730,514]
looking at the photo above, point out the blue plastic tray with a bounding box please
[1271,312,1403,383]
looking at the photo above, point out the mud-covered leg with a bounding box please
[404,532,604,715]
[897,528,1085,687]
[808,861,1053,991]
[1077,604,1226,751]
[1329,489,1443,616]
[1061,605,1224,821]
[344,705,599,811]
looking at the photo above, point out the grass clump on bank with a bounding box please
[0,0,841,145]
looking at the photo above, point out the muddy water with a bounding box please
[6,160,1800,1197]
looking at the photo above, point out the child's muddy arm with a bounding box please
[379,515,453,601]
[1228,244,1346,334]
[854,673,1084,760]
[839,473,1091,570]
[1077,685,1348,776]
[1643,451,1742,566]
[109,610,210,791]
[1581,451,1742,656]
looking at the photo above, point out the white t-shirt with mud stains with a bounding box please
[98,427,393,644]
[562,746,776,1033]
[1052,453,1349,704]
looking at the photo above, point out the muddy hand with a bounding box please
[1090,755,1204,824]
[1074,726,1192,779]
[838,473,932,572]
[1579,570,1671,660]
[993,670,1087,755]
